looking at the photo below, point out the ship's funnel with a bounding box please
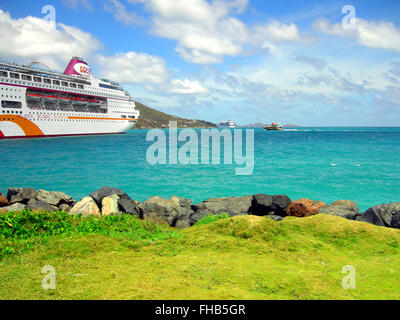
[63,57,91,77]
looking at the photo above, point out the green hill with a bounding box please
[134,101,217,129]
[1,211,399,299]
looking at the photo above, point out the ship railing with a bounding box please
[0,61,90,85]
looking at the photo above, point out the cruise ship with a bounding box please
[218,120,235,128]
[0,57,139,139]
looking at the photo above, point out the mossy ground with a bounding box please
[0,211,399,300]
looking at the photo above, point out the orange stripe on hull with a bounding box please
[0,115,44,137]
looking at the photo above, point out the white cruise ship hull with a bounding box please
[0,57,139,139]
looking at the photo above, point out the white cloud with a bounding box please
[104,0,145,26]
[96,51,169,84]
[314,17,400,53]
[168,79,209,94]
[62,0,93,11]
[145,0,309,64]
[253,20,311,44]
[0,10,101,70]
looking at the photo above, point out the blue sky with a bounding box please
[0,0,399,126]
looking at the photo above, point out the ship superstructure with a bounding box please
[218,120,235,128]
[0,57,139,139]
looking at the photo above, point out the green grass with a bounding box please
[0,211,399,300]
[194,213,229,226]
[0,210,179,259]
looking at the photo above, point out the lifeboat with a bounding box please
[71,97,88,106]
[42,95,57,104]
[26,93,42,103]
[88,99,100,107]
[57,96,71,103]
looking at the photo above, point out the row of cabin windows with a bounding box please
[0,71,84,89]
[1,71,129,100]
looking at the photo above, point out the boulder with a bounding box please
[171,196,194,228]
[356,203,400,228]
[26,199,57,212]
[319,200,359,220]
[36,189,75,207]
[267,215,284,221]
[102,194,120,216]
[189,209,212,226]
[286,199,326,217]
[194,196,252,217]
[250,194,291,217]
[59,203,71,212]
[89,186,133,207]
[118,197,140,216]
[356,206,385,227]
[0,192,8,207]
[392,212,400,229]
[380,203,400,228]
[139,196,195,228]
[7,187,37,204]
[0,203,26,212]
[69,197,101,217]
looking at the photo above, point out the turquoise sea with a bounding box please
[1,127,400,211]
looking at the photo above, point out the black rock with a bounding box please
[250,194,291,217]
[381,203,400,228]
[392,212,400,229]
[356,206,385,227]
[26,199,57,212]
[118,197,139,216]
[90,187,133,207]
[194,196,252,217]
[7,188,37,204]
[356,203,400,229]
[189,209,211,226]
[251,194,273,215]
[272,195,292,215]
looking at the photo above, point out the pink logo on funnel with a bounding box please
[64,57,91,76]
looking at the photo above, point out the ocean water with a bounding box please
[1,127,400,211]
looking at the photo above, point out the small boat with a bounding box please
[264,122,283,130]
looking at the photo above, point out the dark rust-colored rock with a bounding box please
[286,199,326,217]
[0,193,9,207]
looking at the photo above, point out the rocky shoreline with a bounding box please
[0,187,399,230]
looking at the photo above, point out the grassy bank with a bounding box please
[0,211,399,299]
